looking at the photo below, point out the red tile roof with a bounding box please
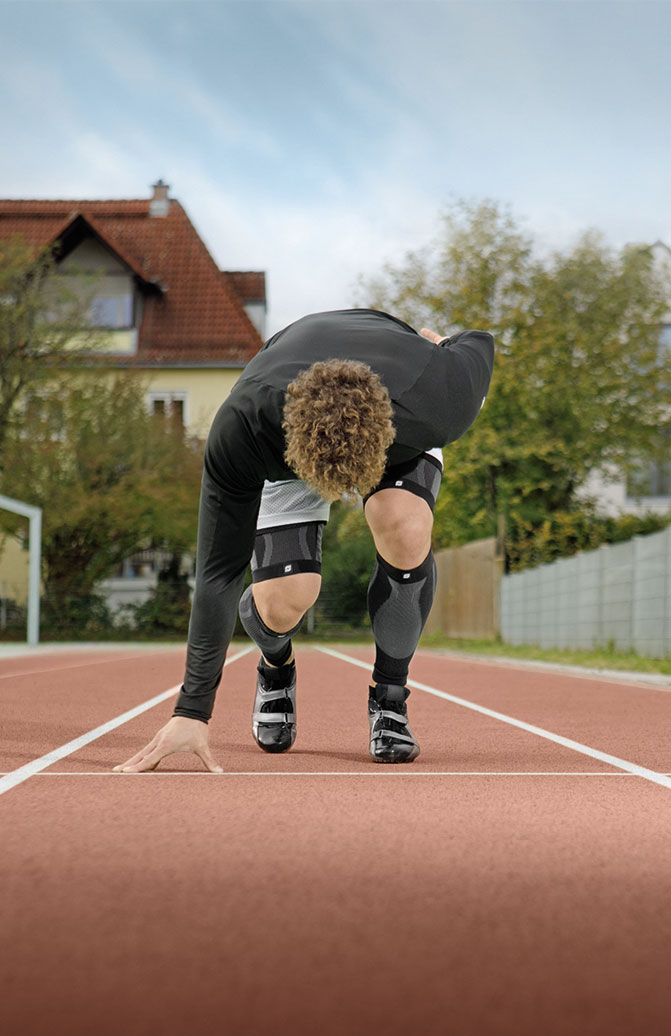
[0,196,266,366]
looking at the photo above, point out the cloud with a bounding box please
[1,0,670,333]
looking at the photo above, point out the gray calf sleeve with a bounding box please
[368,550,437,686]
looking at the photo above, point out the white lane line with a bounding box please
[0,770,638,777]
[0,646,255,797]
[319,646,671,790]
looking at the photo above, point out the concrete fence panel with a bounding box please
[499,526,671,657]
[555,556,576,649]
[600,540,634,651]
[632,528,670,657]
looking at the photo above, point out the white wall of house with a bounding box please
[58,238,139,354]
[243,300,267,339]
[579,465,671,518]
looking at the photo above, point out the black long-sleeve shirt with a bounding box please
[174,309,494,721]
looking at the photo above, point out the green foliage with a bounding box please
[40,591,114,639]
[126,556,192,636]
[359,200,671,564]
[0,595,27,640]
[318,500,376,629]
[0,373,203,602]
[506,508,671,572]
[0,236,99,460]
[419,632,671,676]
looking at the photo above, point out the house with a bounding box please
[0,180,266,437]
[0,181,267,615]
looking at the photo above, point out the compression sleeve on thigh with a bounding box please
[173,467,262,723]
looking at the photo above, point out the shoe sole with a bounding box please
[369,739,420,764]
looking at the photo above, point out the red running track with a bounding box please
[2,642,671,1036]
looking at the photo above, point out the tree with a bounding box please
[359,200,671,558]
[319,501,377,630]
[0,236,98,463]
[0,373,203,627]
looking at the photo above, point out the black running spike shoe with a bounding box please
[252,658,297,754]
[368,684,420,763]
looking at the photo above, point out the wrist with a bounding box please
[172,708,210,725]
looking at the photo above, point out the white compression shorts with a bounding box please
[256,447,444,531]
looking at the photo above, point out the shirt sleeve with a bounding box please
[432,329,495,443]
[173,402,265,723]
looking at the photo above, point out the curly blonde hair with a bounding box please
[283,359,395,500]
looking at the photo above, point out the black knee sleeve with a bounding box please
[364,453,443,510]
[367,550,437,686]
[251,521,324,583]
[238,584,304,665]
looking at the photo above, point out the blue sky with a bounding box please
[1,0,670,332]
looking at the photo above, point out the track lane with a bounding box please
[321,647,671,788]
[9,646,623,776]
[0,647,188,771]
[4,645,671,1035]
[0,647,185,682]
[0,646,255,788]
[327,645,671,775]
[3,772,671,1035]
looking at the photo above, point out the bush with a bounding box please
[0,596,27,640]
[40,591,115,639]
[317,501,376,631]
[506,508,671,572]
[126,558,192,636]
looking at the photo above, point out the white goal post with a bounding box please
[0,494,42,646]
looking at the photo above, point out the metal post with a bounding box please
[27,508,42,645]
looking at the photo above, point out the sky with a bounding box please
[1,0,670,334]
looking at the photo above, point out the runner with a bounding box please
[114,309,494,772]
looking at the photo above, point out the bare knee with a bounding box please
[364,490,433,569]
[252,572,321,633]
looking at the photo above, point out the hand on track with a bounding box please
[420,327,447,345]
[113,716,224,774]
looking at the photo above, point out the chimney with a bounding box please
[150,179,170,217]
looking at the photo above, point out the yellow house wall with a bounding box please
[0,364,245,605]
[0,535,30,607]
[69,329,138,355]
[142,367,242,439]
[70,365,243,438]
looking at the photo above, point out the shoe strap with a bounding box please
[375,709,410,724]
[371,729,418,745]
[253,710,295,724]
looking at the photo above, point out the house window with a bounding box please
[172,397,185,424]
[147,392,187,427]
[659,324,671,359]
[21,391,66,442]
[627,429,671,498]
[90,293,134,329]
